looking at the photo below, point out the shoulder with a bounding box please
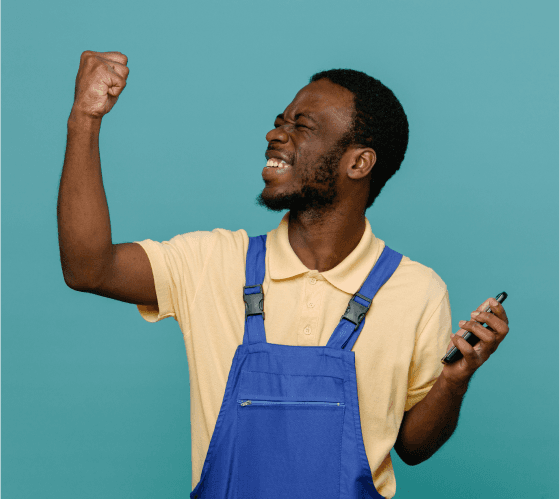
[205,227,250,258]
[139,227,250,273]
[380,244,449,322]
[395,253,448,299]
[394,252,451,334]
[170,227,252,273]
[165,227,249,252]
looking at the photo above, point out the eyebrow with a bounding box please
[276,112,318,123]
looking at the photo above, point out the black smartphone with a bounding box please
[441,292,508,364]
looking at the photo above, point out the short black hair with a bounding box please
[310,69,409,210]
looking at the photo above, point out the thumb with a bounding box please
[107,82,123,97]
[445,335,455,353]
[445,327,466,352]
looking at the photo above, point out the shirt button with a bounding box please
[307,302,314,308]
[304,326,311,335]
[310,278,317,285]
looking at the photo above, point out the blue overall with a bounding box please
[191,235,403,499]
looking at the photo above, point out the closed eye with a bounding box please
[272,121,311,130]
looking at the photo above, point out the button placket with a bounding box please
[298,273,323,344]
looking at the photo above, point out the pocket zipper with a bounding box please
[238,399,344,407]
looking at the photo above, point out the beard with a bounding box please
[255,134,352,215]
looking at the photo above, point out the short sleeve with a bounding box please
[404,288,453,412]
[133,231,218,328]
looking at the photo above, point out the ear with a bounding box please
[347,148,376,180]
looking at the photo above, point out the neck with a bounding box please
[287,206,366,272]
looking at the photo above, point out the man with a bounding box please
[58,51,510,499]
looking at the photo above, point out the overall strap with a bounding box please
[326,246,403,351]
[242,235,268,345]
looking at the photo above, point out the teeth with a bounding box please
[266,159,290,168]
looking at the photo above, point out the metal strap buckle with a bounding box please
[341,292,372,331]
[243,285,265,320]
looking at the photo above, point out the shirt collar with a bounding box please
[267,212,384,295]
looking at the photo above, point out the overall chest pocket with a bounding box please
[236,370,346,499]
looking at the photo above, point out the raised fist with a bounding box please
[72,51,129,119]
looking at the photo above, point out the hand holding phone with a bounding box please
[441,292,508,364]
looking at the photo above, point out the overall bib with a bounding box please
[191,235,403,499]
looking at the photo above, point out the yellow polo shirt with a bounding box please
[135,212,452,499]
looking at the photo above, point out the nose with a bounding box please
[266,125,289,145]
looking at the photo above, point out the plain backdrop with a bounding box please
[1,1,558,498]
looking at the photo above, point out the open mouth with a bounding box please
[265,158,292,170]
[262,158,292,180]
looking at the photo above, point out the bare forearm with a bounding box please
[57,109,112,288]
[396,374,469,466]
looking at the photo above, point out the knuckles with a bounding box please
[465,320,494,341]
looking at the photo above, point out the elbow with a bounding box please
[64,279,85,292]
[394,439,412,466]
[394,436,427,467]
[61,257,108,292]
[401,453,424,467]
[395,447,426,467]
[395,447,419,467]
[63,273,91,292]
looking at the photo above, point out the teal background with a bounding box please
[2,0,558,498]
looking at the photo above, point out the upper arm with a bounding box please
[78,242,158,307]
[394,410,413,464]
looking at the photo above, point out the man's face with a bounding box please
[255,79,356,214]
